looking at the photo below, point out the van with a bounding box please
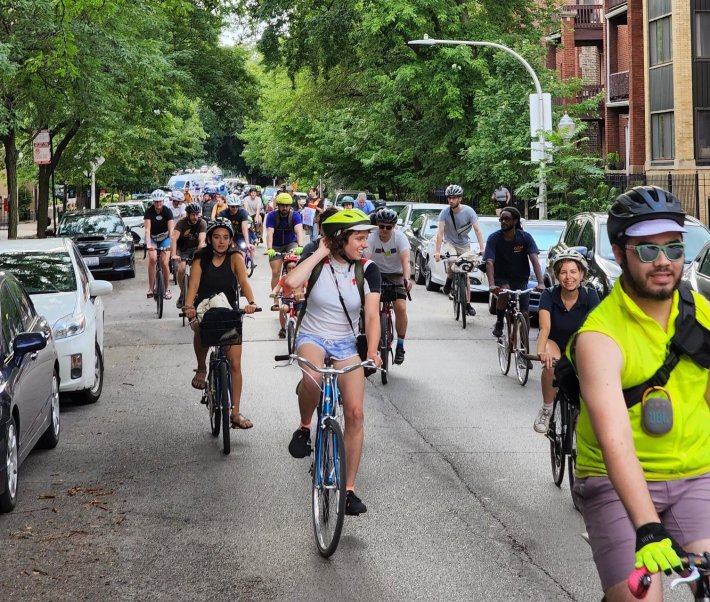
[166,172,214,191]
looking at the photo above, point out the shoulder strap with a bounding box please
[294,259,324,335]
[355,260,366,334]
[449,206,457,230]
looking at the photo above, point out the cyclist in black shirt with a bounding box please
[217,195,254,255]
[144,189,175,300]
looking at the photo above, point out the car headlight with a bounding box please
[54,313,86,339]
[107,243,130,256]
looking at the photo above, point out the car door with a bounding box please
[696,247,710,301]
[72,244,102,353]
[407,214,426,267]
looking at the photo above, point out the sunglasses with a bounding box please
[378,225,393,230]
[625,242,685,263]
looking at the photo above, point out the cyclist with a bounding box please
[271,254,305,338]
[284,209,383,515]
[144,189,175,300]
[169,190,186,221]
[243,188,263,243]
[434,184,485,318]
[182,218,258,430]
[183,184,192,205]
[265,192,305,299]
[210,192,228,221]
[532,249,599,433]
[218,195,254,255]
[368,200,388,225]
[571,186,710,602]
[201,186,218,221]
[170,202,207,308]
[365,207,412,364]
[341,196,355,210]
[485,206,545,338]
[355,192,375,215]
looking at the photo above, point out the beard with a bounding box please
[621,256,681,301]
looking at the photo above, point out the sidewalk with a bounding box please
[1,220,40,239]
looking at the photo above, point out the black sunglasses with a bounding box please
[378,225,393,230]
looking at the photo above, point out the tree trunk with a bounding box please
[76,182,86,210]
[1,130,19,239]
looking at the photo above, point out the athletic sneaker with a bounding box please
[345,490,367,515]
[288,427,311,458]
[278,328,286,338]
[443,278,452,295]
[394,347,405,365]
[533,406,552,433]
[492,322,504,338]
[466,304,476,317]
[176,294,184,309]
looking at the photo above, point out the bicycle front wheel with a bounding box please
[459,274,468,330]
[567,405,579,507]
[246,254,255,277]
[181,271,189,326]
[219,362,231,455]
[549,397,565,486]
[208,365,220,437]
[452,276,461,322]
[286,319,296,355]
[312,417,346,557]
[514,314,530,386]
[379,312,389,385]
[497,316,511,375]
[155,269,164,319]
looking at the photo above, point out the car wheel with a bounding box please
[414,253,426,285]
[38,371,60,449]
[488,293,497,315]
[0,415,19,513]
[424,263,440,292]
[76,345,104,404]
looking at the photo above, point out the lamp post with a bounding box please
[89,156,105,209]
[408,37,549,218]
[558,113,575,144]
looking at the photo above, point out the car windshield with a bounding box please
[113,204,144,218]
[0,252,76,294]
[409,207,442,224]
[58,214,125,236]
[472,219,501,242]
[525,224,565,253]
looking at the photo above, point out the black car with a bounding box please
[56,209,136,278]
[403,212,441,284]
[547,212,710,298]
[0,272,60,513]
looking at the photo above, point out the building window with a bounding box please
[649,16,672,66]
[698,13,710,58]
[651,112,675,160]
[698,111,710,160]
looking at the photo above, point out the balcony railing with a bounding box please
[609,71,629,101]
[564,4,603,27]
[576,83,604,103]
[606,0,627,12]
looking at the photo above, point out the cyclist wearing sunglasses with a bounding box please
[571,186,710,601]
[365,208,412,364]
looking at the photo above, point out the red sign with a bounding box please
[33,130,52,165]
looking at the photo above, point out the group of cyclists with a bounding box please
[141,180,709,599]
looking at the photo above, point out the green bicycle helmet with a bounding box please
[321,209,376,237]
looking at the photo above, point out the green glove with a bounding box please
[267,248,276,259]
[294,246,304,256]
[634,523,684,575]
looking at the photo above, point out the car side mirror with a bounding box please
[397,218,403,226]
[13,332,47,358]
[89,280,113,297]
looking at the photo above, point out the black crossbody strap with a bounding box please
[330,263,357,336]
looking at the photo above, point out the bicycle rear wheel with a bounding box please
[246,254,255,277]
[219,362,231,455]
[155,268,164,319]
[286,319,296,355]
[459,274,468,329]
[567,405,579,508]
[379,312,389,385]
[549,396,565,486]
[312,417,346,557]
[514,314,530,386]
[208,363,220,437]
[452,276,461,322]
[181,271,189,326]
[497,316,511,375]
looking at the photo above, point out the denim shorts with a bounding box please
[151,236,171,250]
[295,331,359,361]
[573,473,710,592]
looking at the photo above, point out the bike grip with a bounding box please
[628,567,652,599]
[274,354,290,362]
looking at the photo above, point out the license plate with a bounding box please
[84,256,99,266]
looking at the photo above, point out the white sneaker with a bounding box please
[533,406,552,433]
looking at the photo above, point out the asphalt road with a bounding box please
[0,249,688,601]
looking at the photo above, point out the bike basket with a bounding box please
[199,308,243,346]
[453,259,477,273]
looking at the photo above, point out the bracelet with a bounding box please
[184,305,194,309]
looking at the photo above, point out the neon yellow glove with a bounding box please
[294,246,304,256]
[634,523,684,575]
[267,248,276,259]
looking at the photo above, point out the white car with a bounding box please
[0,239,112,403]
[109,201,147,247]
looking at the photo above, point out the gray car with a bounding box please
[402,212,440,284]
[684,240,710,301]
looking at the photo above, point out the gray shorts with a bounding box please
[269,242,297,261]
[573,473,710,592]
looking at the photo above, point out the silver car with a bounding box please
[684,240,710,301]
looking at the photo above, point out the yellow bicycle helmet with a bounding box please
[321,209,376,237]
[275,193,293,205]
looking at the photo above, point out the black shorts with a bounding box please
[381,274,407,301]
[494,278,530,312]
[177,248,197,261]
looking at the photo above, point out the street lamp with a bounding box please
[558,113,575,144]
[408,37,549,218]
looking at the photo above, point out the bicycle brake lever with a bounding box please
[670,567,700,590]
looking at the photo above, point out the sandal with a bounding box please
[230,413,253,429]
[164,290,172,300]
[191,369,207,390]
[146,291,154,299]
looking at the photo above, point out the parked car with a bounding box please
[0,271,60,513]
[397,203,446,230]
[383,201,409,218]
[546,212,710,298]
[334,191,376,206]
[0,239,112,403]
[108,201,147,247]
[56,209,136,278]
[683,240,710,301]
[403,212,444,284]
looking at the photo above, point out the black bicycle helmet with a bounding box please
[374,208,398,224]
[206,217,234,239]
[445,184,463,197]
[607,186,685,242]
[373,199,387,210]
[185,202,201,215]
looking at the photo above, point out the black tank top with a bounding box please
[196,254,239,308]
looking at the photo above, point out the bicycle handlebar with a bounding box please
[498,287,536,295]
[274,353,381,375]
[179,307,263,318]
[628,554,710,599]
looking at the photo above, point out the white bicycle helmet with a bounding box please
[170,190,185,202]
[552,248,588,276]
[445,184,464,197]
[227,194,241,207]
[151,189,167,202]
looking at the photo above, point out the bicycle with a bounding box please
[378,279,408,385]
[189,307,262,455]
[179,257,193,327]
[628,552,710,600]
[524,354,580,507]
[442,252,480,330]
[495,288,535,385]
[237,239,255,277]
[152,245,168,319]
[272,293,300,354]
[170,256,179,285]
[274,353,378,557]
